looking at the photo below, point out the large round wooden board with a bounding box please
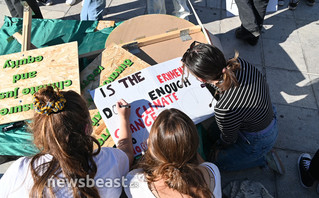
[105,14,208,65]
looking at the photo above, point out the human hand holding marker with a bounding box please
[116,99,134,167]
[117,99,131,121]
[119,104,131,108]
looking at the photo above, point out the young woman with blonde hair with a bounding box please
[124,108,221,198]
[0,86,134,197]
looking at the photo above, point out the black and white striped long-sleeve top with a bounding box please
[214,58,274,144]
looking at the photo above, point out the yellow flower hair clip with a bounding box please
[33,93,66,116]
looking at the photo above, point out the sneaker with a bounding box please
[235,27,259,46]
[278,0,285,6]
[266,150,285,175]
[288,0,299,10]
[45,0,52,6]
[38,0,53,6]
[298,153,315,188]
[65,0,76,6]
[306,0,315,6]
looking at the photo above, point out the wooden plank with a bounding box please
[120,26,202,48]
[80,43,150,149]
[21,3,32,51]
[95,20,115,31]
[13,32,37,50]
[0,42,81,125]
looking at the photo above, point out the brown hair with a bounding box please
[29,86,101,198]
[182,41,241,92]
[138,108,213,198]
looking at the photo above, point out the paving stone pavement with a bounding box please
[0,0,319,197]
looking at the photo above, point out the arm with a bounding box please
[116,99,134,168]
[214,108,241,145]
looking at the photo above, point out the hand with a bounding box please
[116,99,130,121]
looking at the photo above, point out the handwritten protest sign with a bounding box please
[0,42,80,124]
[91,57,216,156]
[80,43,150,148]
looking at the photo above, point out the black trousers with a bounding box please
[4,0,43,19]
[235,0,269,36]
[309,149,319,180]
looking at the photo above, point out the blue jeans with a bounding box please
[80,0,106,21]
[215,112,278,171]
[147,0,190,19]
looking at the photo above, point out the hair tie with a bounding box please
[222,68,227,73]
[33,93,66,116]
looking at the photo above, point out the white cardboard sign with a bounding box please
[226,0,278,17]
[91,57,216,156]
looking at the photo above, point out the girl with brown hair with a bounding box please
[124,108,221,198]
[181,41,282,174]
[0,86,134,197]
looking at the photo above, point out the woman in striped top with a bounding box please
[181,42,279,172]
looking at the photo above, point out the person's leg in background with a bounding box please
[147,0,166,14]
[172,0,190,20]
[25,0,43,19]
[80,0,106,20]
[252,0,269,30]
[5,0,43,19]
[4,0,23,18]
[234,0,269,45]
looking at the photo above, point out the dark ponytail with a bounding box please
[182,42,241,92]
[218,51,240,91]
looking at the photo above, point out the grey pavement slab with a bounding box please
[266,7,294,19]
[39,1,72,12]
[296,20,319,74]
[263,37,307,72]
[63,1,82,20]
[188,6,221,26]
[274,103,319,151]
[263,14,299,42]
[221,166,276,197]
[0,4,10,28]
[190,0,207,7]
[266,67,318,109]
[291,1,319,22]
[207,0,225,9]
[104,0,146,21]
[42,9,66,19]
